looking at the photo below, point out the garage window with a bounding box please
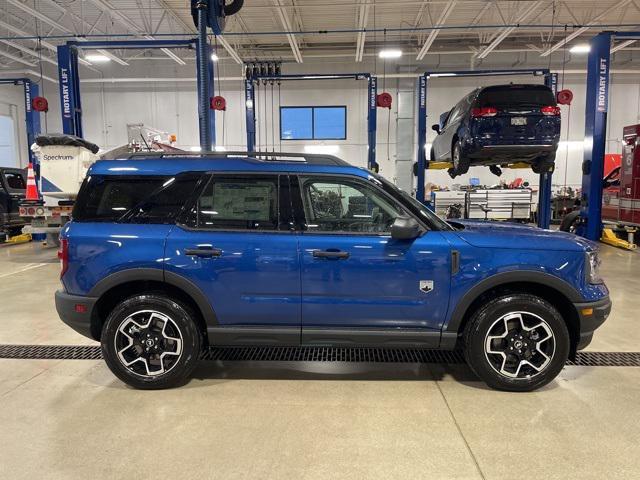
[280,106,346,140]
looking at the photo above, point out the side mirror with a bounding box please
[391,215,421,240]
[431,124,441,134]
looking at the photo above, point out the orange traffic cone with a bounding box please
[25,162,39,201]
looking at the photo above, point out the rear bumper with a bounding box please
[466,144,557,161]
[55,290,98,340]
[573,296,612,350]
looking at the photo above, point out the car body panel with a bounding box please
[298,231,451,330]
[60,222,171,295]
[163,228,302,327]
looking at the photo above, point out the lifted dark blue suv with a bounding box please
[56,152,610,391]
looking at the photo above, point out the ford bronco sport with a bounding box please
[55,152,611,391]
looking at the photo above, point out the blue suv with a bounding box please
[55,152,610,391]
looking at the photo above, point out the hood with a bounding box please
[450,220,596,252]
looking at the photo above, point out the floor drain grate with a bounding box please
[1,344,640,367]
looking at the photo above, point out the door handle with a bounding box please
[184,246,222,258]
[312,249,350,259]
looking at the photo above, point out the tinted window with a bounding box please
[186,176,279,230]
[476,85,556,107]
[299,176,403,233]
[281,106,346,140]
[73,174,198,223]
[4,172,25,190]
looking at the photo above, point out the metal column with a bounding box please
[415,74,427,203]
[579,33,612,241]
[537,72,558,229]
[23,80,41,172]
[57,44,82,137]
[367,76,378,171]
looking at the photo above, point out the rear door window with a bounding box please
[476,86,556,108]
[73,174,200,223]
[184,175,281,231]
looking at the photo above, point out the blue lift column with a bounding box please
[57,44,83,137]
[367,76,378,171]
[195,0,214,151]
[23,79,41,175]
[580,32,612,241]
[537,72,558,230]
[415,74,427,203]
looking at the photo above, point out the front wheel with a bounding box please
[463,294,569,392]
[101,294,202,389]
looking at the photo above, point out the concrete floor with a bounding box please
[0,241,639,479]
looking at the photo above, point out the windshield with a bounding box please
[371,173,454,231]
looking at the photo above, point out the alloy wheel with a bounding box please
[114,310,183,378]
[484,311,556,379]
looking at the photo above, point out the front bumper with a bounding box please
[573,296,612,350]
[55,290,98,340]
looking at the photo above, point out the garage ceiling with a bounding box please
[1,0,639,72]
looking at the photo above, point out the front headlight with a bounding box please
[586,250,603,284]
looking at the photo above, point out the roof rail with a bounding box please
[126,150,350,166]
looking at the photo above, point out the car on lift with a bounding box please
[0,167,27,239]
[430,84,561,178]
[55,152,610,392]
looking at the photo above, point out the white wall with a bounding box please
[2,71,640,192]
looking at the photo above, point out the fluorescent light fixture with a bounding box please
[189,146,202,152]
[214,146,226,152]
[378,49,402,59]
[304,145,339,154]
[569,44,591,54]
[85,53,111,63]
[428,73,457,78]
[211,53,219,62]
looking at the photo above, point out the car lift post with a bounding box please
[244,72,379,171]
[0,78,41,179]
[580,31,640,241]
[415,68,555,229]
[57,38,215,149]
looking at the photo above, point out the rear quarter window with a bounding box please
[73,174,199,223]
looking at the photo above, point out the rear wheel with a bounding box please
[463,294,569,391]
[532,154,556,174]
[101,294,202,389]
[451,140,469,176]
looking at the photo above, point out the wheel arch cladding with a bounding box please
[89,268,217,342]
[447,272,581,355]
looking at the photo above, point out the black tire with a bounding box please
[559,210,580,233]
[463,294,570,392]
[101,294,202,389]
[451,140,470,176]
[532,155,556,174]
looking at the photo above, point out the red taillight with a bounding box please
[58,238,68,278]
[471,107,498,118]
[541,106,561,116]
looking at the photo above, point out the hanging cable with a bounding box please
[263,78,268,152]
[255,78,260,152]
[278,80,282,152]
[271,79,275,153]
